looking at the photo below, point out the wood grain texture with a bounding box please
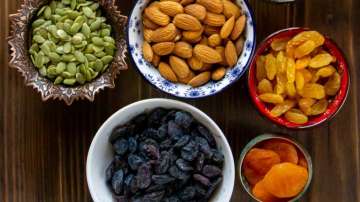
[1,0,359,202]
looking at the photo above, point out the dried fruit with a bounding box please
[243,164,263,186]
[152,42,175,56]
[252,180,280,202]
[262,139,299,164]
[270,100,296,117]
[295,56,311,69]
[309,53,333,68]
[265,54,277,80]
[244,148,281,175]
[300,83,325,99]
[262,163,308,198]
[169,56,191,79]
[144,6,170,26]
[220,16,235,39]
[298,98,316,115]
[184,3,207,21]
[173,41,193,58]
[225,41,238,67]
[310,99,328,115]
[158,1,184,17]
[286,57,296,83]
[256,56,267,81]
[325,72,341,96]
[298,153,308,169]
[231,15,246,40]
[295,71,305,90]
[271,37,290,51]
[276,51,287,73]
[188,71,211,87]
[284,109,308,124]
[143,41,154,62]
[257,79,273,94]
[194,44,222,64]
[259,93,284,104]
[211,67,226,81]
[197,0,224,14]
[173,13,202,31]
[158,62,178,82]
[294,40,316,58]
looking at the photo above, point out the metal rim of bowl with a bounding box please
[238,134,313,202]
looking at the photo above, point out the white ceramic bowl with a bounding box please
[86,98,235,202]
[127,0,256,98]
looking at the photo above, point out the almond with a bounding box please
[215,46,227,65]
[204,25,220,36]
[169,55,190,78]
[194,44,222,64]
[151,23,178,42]
[184,35,202,44]
[159,1,184,17]
[196,0,223,14]
[188,71,211,87]
[173,41,193,58]
[158,62,178,82]
[208,34,221,47]
[144,6,170,26]
[211,67,226,80]
[182,27,204,41]
[143,28,153,43]
[152,42,175,56]
[143,16,159,30]
[235,36,245,56]
[184,4,207,21]
[143,41,154,62]
[231,15,246,40]
[160,0,181,2]
[149,1,161,8]
[220,16,235,39]
[179,70,195,84]
[152,54,161,66]
[187,56,203,70]
[173,14,202,31]
[180,0,195,6]
[198,63,212,71]
[223,0,241,19]
[204,12,226,27]
[225,40,238,67]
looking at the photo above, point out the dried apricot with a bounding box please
[256,56,267,81]
[271,37,290,51]
[295,56,310,70]
[262,139,299,164]
[294,40,316,58]
[243,148,281,176]
[253,180,280,202]
[286,57,296,83]
[310,99,328,115]
[309,53,333,68]
[243,164,263,186]
[265,54,277,80]
[270,100,296,117]
[325,72,341,96]
[258,79,274,94]
[262,163,309,198]
[297,153,308,169]
[299,83,325,99]
[284,109,308,124]
[259,93,284,104]
[298,98,316,115]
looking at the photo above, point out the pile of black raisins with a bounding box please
[106,108,224,202]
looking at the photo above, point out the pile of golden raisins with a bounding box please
[256,31,341,124]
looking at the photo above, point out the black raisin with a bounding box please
[148,108,168,127]
[105,162,114,183]
[178,186,196,201]
[155,151,170,174]
[197,125,216,147]
[211,149,224,166]
[128,154,144,171]
[143,144,160,159]
[111,169,124,195]
[162,196,180,202]
[193,174,211,187]
[169,165,189,180]
[205,177,222,199]
[174,111,194,129]
[181,141,199,161]
[173,135,190,148]
[143,190,165,201]
[195,153,205,172]
[202,165,222,178]
[136,164,152,189]
[167,121,183,141]
[151,174,175,185]
[109,125,135,143]
[113,138,129,156]
[175,159,193,171]
[128,137,138,154]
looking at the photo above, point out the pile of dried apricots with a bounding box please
[256,31,341,124]
[243,139,309,202]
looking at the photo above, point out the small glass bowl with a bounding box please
[238,134,313,202]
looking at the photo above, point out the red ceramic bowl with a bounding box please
[248,27,350,129]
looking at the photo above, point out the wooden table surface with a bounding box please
[1,0,359,201]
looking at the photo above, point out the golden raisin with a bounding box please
[310,99,328,115]
[309,53,333,68]
[271,37,290,51]
[270,100,296,117]
[276,51,287,74]
[256,56,267,81]
[284,109,308,124]
[286,57,296,83]
[258,79,274,94]
[298,98,316,115]
[265,54,277,80]
[294,40,316,58]
[295,56,311,70]
[286,82,296,98]
[259,93,284,104]
[295,71,305,90]
[325,72,341,96]
[299,83,325,99]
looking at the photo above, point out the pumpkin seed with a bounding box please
[67,62,77,74]
[56,62,66,74]
[63,78,76,85]
[85,53,97,61]
[101,55,113,64]
[54,76,64,85]
[76,72,86,84]
[33,35,46,43]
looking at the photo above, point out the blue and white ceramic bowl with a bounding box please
[127,0,256,98]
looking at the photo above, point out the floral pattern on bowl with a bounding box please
[127,0,256,98]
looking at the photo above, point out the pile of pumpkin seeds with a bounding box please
[29,0,116,86]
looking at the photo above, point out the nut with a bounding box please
[169,55,191,78]
[223,0,241,19]
[211,67,226,80]
[188,71,211,87]
[204,12,226,27]
[225,40,238,67]
[208,34,221,47]
[173,14,202,31]
[194,44,222,64]
[184,4,207,21]
[159,1,184,17]
[152,42,175,56]
[196,0,223,14]
[144,6,170,26]
[173,41,193,58]
[231,15,246,40]
[143,41,154,62]
[187,56,204,70]
[158,62,178,82]
[220,16,235,39]
[151,23,178,42]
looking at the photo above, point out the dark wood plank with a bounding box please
[1,0,359,202]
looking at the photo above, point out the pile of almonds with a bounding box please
[142,0,247,87]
